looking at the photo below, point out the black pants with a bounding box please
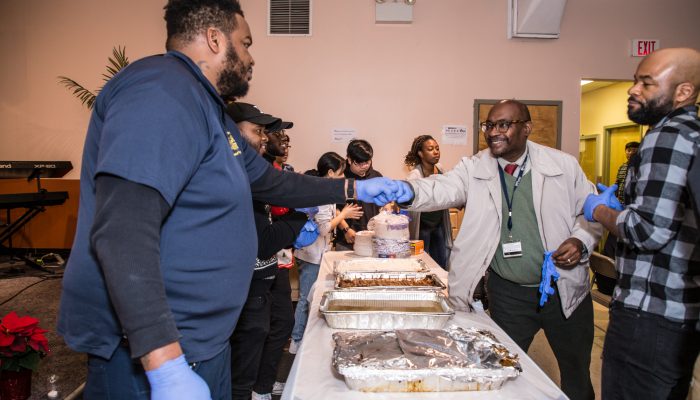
[418,222,448,270]
[487,271,594,400]
[230,279,274,400]
[253,268,294,394]
[602,304,700,400]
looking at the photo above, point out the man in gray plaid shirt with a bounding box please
[584,47,700,399]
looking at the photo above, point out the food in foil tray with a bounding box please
[320,290,454,330]
[333,257,428,275]
[332,326,521,392]
[335,271,446,290]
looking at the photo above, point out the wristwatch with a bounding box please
[580,242,589,262]
[346,178,355,200]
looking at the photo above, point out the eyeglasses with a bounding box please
[351,159,371,167]
[479,120,529,133]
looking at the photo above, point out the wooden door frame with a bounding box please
[579,134,599,183]
[603,123,643,186]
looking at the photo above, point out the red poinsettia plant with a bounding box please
[0,311,50,372]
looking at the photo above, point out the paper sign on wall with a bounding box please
[332,128,356,143]
[442,125,467,145]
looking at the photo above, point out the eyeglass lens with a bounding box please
[480,120,525,133]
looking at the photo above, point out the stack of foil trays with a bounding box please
[332,326,522,392]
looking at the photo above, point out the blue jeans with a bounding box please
[602,303,700,400]
[291,259,321,342]
[84,342,231,400]
[418,222,448,269]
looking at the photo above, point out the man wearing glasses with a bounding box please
[265,126,294,172]
[398,99,601,400]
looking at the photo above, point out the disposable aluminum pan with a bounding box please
[333,257,428,276]
[333,326,522,392]
[319,290,454,330]
[334,271,446,291]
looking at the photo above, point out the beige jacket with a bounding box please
[406,164,454,255]
[408,141,602,317]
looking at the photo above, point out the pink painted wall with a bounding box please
[1,0,698,179]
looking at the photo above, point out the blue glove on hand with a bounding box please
[293,220,319,249]
[295,207,319,218]
[539,251,560,307]
[395,180,415,204]
[583,183,623,222]
[356,177,399,206]
[146,354,211,400]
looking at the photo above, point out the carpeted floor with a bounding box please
[0,254,296,400]
[0,257,86,400]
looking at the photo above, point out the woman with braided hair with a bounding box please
[404,135,453,269]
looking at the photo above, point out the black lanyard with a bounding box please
[497,155,529,233]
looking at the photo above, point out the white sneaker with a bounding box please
[251,391,272,400]
[288,339,301,355]
[272,381,285,396]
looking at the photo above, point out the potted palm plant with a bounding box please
[58,46,130,109]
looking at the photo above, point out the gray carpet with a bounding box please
[0,258,86,400]
[0,256,296,400]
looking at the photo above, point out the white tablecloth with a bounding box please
[281,251,568,400]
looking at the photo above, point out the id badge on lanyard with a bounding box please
[499,156,528,259]
[503,235,523,258]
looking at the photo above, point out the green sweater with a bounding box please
[490,172,545,286]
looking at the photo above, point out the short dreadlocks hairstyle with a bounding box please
[164,0,244,49]
[404,134,435,167]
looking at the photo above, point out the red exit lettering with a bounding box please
[632,39,660,57]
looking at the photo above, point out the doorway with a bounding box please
[579,79,635,187]
[579,135,598,184]
[603,123,643,186]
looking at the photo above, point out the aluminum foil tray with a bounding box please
[320,290,453,330]
[335,271,446,291]
[333,326,522,392]
[333,258,428,275]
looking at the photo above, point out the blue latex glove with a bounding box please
[293,220,319,249]
[356,177,399,206]
[295,206,319,218]
[395,180,415,204]
[145,354,211,400]
[583,183,624,222]
[538,251,560,307]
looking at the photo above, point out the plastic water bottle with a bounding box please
[46,374,59,399]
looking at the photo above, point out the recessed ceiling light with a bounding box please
[580,80,593,86]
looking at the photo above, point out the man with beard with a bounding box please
[226,102,314,400]
[57,1,402,399]
[394,99,602,400]
[583,47,700,400]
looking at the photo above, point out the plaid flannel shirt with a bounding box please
[614,105,700,325]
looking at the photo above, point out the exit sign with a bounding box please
[632,39,660,57]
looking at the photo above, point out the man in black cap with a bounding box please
[225,101,315,400]
[227,102,281,154]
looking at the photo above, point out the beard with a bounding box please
[627,93,673,126]
[218,42,250,102]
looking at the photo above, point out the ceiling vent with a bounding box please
[508,0,568,39]
[268,0,312,36]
